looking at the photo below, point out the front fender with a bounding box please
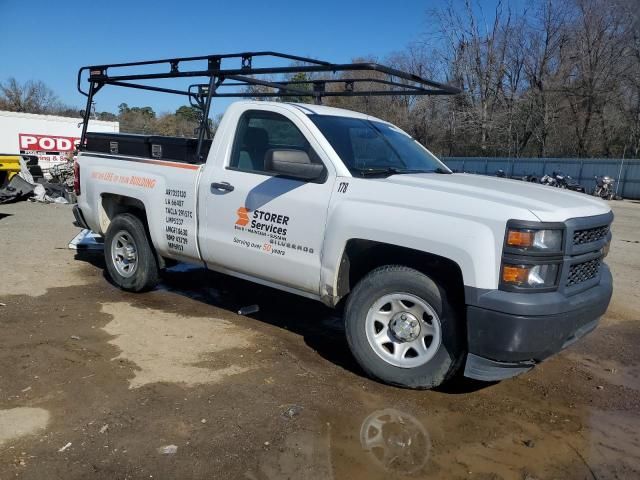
[320,199,515,301]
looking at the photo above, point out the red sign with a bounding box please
[19,133,80,152]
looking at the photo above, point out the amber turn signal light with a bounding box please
[502,265,529,284]
[506,230,534,248]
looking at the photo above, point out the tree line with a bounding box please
[0,78,203,138]
[1,0,638,158]
[96,104,205,137]
[322,0,639,159]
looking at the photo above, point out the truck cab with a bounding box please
[73,53,613,389]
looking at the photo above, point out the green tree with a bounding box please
[118,104,157,134]
[118,103,130,115]
[175,105,201,122]
[96,111,118,121]
[282,72,314,104]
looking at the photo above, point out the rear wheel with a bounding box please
[104,213,159,292]
[344,265,463,389]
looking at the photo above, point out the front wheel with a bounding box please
[104,213,160,292]
[344,266,464,389]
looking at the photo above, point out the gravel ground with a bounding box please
[0,199,638,480]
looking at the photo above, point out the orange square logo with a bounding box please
[236,207,249,226]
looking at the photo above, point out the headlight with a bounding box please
[501,222,565,292]
[502,263,559,288]
[506,228,563,252]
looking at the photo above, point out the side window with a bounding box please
[229,110,318,173]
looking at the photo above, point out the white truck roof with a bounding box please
[286,103,377,120]
[231,101,382,121]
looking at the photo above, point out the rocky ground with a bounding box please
[0,200,638,480]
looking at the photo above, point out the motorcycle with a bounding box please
[540,173,558,187]
[540,171,586,193]
[593,175,616,200]
[553,171,586,193]
[499,170,540,183]
[517,173,539,183]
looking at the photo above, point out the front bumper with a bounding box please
[463,264,613,381]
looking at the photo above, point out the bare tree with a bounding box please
[612,0,640,157]
[518,0,569,156]
[0,78,61,114]
[430,0,513,154]
[558,0,630,156]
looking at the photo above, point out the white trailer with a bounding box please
[0,110,118,172]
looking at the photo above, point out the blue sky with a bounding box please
[0,0,510,116]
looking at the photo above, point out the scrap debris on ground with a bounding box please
[0,157,75,205]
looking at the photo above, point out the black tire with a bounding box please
[104,213,160,292]
[344,265,464,389]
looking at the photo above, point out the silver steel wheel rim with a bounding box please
[365,293,442,368]
[111,230,138,278]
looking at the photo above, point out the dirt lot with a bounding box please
[0,200,639,480]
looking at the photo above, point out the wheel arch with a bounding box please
[99,193,148,234]
[99,193,167,269]
[334,239,466,313]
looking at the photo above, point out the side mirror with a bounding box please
[265,149,325,181]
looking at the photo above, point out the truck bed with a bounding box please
[85,132,212,164]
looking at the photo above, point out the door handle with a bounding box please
[211,181,234,192]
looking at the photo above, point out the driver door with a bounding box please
[199,107,335,294]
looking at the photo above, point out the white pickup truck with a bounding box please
[73,100,613,389]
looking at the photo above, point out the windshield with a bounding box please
[309,115,450,176]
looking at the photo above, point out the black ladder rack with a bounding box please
[77,51,460,161]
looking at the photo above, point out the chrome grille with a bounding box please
[573,225,609,245]
[566,258,601,287]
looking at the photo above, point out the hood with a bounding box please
[379,173,610,222]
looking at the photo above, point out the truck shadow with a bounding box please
[159,265,493,393]
[74,252,360,375]
[159,264,362,376]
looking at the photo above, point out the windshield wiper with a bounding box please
[351,167,400,177]
[351,167,450,177]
